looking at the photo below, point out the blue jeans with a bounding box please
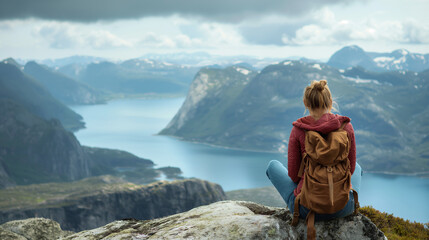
[266,160,362,221]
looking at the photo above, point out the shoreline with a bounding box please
[157,134,429,177]
[363,170,429,177]
[156,133,282,154]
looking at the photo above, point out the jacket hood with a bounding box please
[292,113,350,134]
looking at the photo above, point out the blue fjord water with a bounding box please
[71,98,429,223]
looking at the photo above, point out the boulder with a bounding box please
[0,218,72,240]
[62,201,386,240]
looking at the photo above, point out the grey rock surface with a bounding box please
[62,201,386,240]
[0,218,72,240]
[0,227,27,240]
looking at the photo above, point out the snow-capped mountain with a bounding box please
[370,49,429,72]
[328,45,429,72]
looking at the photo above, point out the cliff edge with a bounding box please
[0,179,225,232]
[1,201,386,240]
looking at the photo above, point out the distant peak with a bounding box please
[24,61,49,70]
[25,60,39,65]
[2,57,15,62]
[342,45,365,52]
[2,58,24,70]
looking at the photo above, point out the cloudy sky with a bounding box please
[0,0,428,61]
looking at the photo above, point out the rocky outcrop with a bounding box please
[1,201,386,239]
[0,218,72,240]
[0,179,225,232]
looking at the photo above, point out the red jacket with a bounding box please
[288,113,356,196]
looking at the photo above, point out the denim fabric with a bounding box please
[266,160,362,221]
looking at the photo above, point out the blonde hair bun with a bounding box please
[314,79,327,91]
[303,79,334,111]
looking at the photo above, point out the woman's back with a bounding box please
[288,113,356,196]
[265,79,362,240]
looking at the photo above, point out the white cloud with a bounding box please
[282,8,429,45]
[285,24,333,45]
[85,30,132,48]
[138,22,242,49]
[34,22,132,49]
[0,21,12,30]
[174,34,204,48]
[314,7,336,26]
[198,23,243,45]
[138,32,196,49]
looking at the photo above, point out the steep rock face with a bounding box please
[0,99,91,187]
[60,201,386,239]
[0,179,226,232]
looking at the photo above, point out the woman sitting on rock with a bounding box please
[266,79,362,238]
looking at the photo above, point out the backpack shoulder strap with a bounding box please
[339,122,348,131]
[297,152,307,178]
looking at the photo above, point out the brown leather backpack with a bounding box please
[291,123,359,240]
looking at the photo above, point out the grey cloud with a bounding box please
[0,0,358,22]
[35,23,132,49]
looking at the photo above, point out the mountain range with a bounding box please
[69,59,199,96]
[10,45,427,101]
[0,61,84,131]
[0,61,182,188]
[8,56,202,98]
[39,55,106,68]
[328,45,429,72]
[23,61,106,105]
[160,61,429,173]
[38,47,429,73]
[141,52,284,69]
